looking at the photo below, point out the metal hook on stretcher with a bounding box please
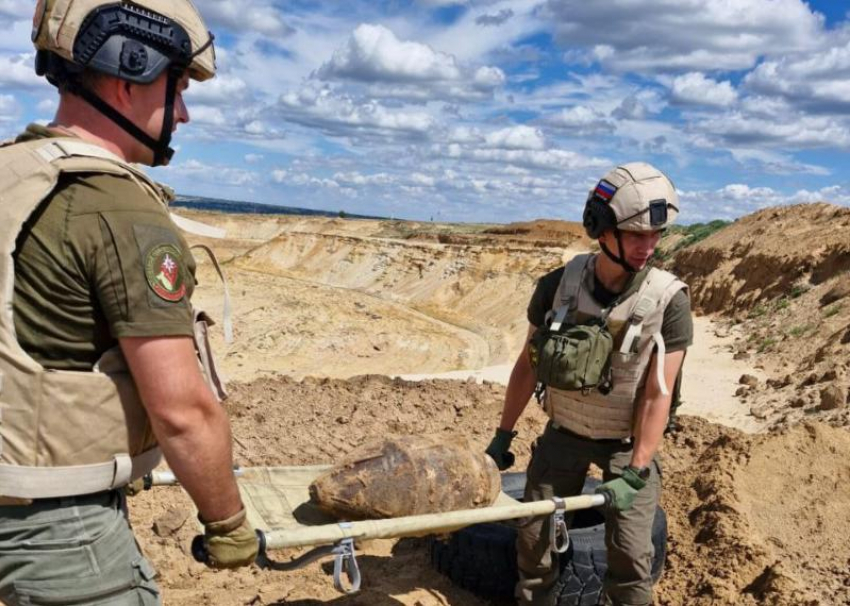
[549,497,570,554]
[191,525,363,595]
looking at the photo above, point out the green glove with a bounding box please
[123,477,146,497]
[485,428,517,471]
[595,467,647,512]
[202,508,259,569]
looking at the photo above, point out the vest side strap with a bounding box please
[0,447,162,499]
[191,244,233,344]
[652,332,669,396]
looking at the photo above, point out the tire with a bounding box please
[429,472,667,605]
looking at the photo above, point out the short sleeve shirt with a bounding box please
[12,125,196,371]
[527,261,693,352]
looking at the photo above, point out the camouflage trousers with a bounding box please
[0,490,160,605]
[516,423,661,606]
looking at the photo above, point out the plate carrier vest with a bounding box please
[0,137,227,501]
[544,254,687,440]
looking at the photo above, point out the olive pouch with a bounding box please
[529,319,614,392]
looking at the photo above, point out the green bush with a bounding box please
[825,303,843,318]
[789,284,810,299]
[659,220,730,261]
[757,337,777,353]
[748,304,768,319]
[787,324,815,338]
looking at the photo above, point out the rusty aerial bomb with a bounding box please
[308,435,501,520]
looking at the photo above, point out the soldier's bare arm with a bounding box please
[629,349,686,469]
[120,335,243,524]
[498,324,539,431]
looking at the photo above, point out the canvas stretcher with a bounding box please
[148,465,607,594]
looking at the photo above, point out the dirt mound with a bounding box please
[131,374,848,606]
[672,203,850,317]
[659,417,849,606]
[483,219,589,244]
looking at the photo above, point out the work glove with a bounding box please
[595,467,647,512]
[485,428,517,471]
[123,477,147,497]
[201,508,259,569]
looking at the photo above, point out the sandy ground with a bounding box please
[400,316,765,435]
[678,316,765,433]
[116,211,850,605]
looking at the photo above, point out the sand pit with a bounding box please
[120,211,850,605]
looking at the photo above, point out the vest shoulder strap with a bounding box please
[553,253,592,310]
[628,268,682,323]
[26,139,170,208]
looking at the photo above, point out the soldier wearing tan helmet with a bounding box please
[0,1,257,603]
[486,163,693,606]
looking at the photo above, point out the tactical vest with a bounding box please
[0,137,227,501]
[544,254,687,440]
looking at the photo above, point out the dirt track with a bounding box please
[127,209,850,605]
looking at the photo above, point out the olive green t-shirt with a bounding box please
[12,125,196,371]
[527,261,693,352]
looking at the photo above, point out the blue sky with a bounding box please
[2,0,850,223]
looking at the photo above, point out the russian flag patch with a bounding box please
[594,180,617,201]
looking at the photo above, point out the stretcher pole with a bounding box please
[260,493,605,549]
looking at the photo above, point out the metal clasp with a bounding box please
[549,497,570,554]
[332,537,361,595]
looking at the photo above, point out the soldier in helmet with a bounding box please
[486,163,693,606]
[0,1,258,603]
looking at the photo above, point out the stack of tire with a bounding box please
[429,473,667,606]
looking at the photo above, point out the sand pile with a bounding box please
[659,418,850,606]
[130,374,850,606]
[672,203,850,317]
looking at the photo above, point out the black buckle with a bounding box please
[648,199,668,226]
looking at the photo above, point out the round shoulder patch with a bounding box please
[145,243,187,302]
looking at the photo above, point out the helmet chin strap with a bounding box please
[600,229,638,274]
[65,67,180,167]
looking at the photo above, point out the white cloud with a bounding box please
[695,111,850,149]
[315,24,505,102]
[544,106,614,134]
[185,74,250,105]
[744,36,850,112]
[245,153,264,164]
[544,0,824,73]
[669,72,738,107]
[436,143,609,171]
[0,1,31,21]
[0,93,19,122]
[163,158,259,187]
[728,148,829,176]
[319,24,462,82]
[0,53,49,89]
[36,98,56,114]
[485,125,545,150]
[196,0,293,37]
[189,105,228,126]
[277,83,435,138]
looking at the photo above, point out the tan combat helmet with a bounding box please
[32,0,217,166]
[582,162,680,271]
